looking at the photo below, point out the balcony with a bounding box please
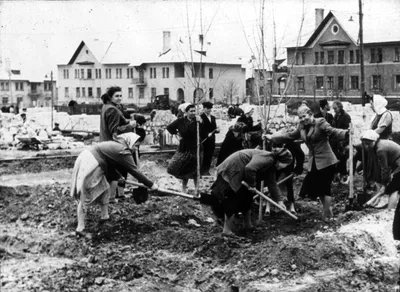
[131,78,147,86]
[28,89,43,96]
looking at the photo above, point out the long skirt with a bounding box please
[211,175,253,218]
[70,150,110,207]
[167,150,202,180]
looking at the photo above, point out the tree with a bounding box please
[221,79,240,105]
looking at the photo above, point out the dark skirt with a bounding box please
[300,159,335,200]
[211,175,253,218]
[167,150,202,180]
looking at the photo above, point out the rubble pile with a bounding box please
[0,113,86,150]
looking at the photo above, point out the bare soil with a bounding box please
[1,154,399,292]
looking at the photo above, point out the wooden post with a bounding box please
[349,123,354,203]
[196,107,201,195]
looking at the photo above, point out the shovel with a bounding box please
[242,181,298,220]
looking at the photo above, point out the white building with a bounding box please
[57,32,246,106]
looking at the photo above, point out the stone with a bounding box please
[20,213,29,221]
[95,277,105,285]
[270,269,279,276]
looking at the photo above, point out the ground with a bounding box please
[1,153,400,292]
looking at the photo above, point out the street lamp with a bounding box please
[45,71,54,129]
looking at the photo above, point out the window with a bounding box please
[87,69,92,79]
[80,69,84,79]
[65,87,69,97]
[355,50,360,63]
[296,76,305,91]
[209,88,214,99]
[151,87,156,99]
[316,77,324,89]
[370,48,382,63]
[15,82,24,91]
[75,69,79,79]
[116,68,122,79]
[88,87,93,97]
[76,87,80,97]
[174,63,185,78]
[162,67,169,78]
[327,51,334,64]
[2,97,8,104]
[209,68,214,79]
[395,48,400,62]
[349,51,354,64]
[372,75,382,90]
[166,67,169,78]
[127,68,133,78]
[150,68,157,79]
[97,87,101,98]
[338,50,345,64]
[326,76,334,89]
[295,52,305,65]
[350,76,359,90]
[394,75,400,90]
[63,69,69,79]
[164,88,169,96]
[82,87,86,97]
[139,87,144,99]
[95,69,101,79]
[105,68,112,79]
[320,52,325,64]
[128,87,133,98]
[314,52,319,65]
[192,64,205,78]
[338,76,344,90]
[162,68,165,78]
[1,82,9,91]
[44,82,52,91]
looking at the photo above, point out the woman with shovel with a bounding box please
[70,132,158,239]
[210,148,293,237]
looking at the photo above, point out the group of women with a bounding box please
[70,91,400,239]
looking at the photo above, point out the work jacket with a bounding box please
[272,118,347,171]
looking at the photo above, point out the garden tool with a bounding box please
[242,181,298,220]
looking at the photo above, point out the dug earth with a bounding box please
[0,154,399,292]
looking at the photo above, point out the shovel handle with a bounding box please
[125,180,199,200]
[242,181,298,220]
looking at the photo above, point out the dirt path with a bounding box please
[1,157,399,291]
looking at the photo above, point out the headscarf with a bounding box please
[372,94,388,115]
[244,106,253,114]
[272,147,293,165]
[297,105,312,116]
[115,133,141,149]
[361,129,380,142]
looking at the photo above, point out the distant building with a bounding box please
[57,32,246,106]
[285,9,400,101]
[0,70,56,110]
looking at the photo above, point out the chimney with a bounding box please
[315,8,324,29]
[163,31,171,53]
[199,34,204,46]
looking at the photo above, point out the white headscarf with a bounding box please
[361,129,380,141]
[116,133,141,149]
[372,94,388,115]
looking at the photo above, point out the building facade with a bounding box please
[57,37,246,106]
[284,10,400,101]
[0,71,56,110]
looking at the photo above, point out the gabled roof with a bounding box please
[287,10,400,49]
[67,40,113,65]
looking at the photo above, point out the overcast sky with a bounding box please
[0,0,398,80]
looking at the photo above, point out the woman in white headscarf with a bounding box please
[70,132,158,238]
[370,94,393,139]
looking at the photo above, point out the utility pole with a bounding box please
[51,71,54,129]
[359,0,365,106]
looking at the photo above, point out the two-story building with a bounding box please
[0,70,56,110]
[57,32,246,106]
[285,9,400,101]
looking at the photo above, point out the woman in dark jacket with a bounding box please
[166,104,205,193]
[269,105,349,222]
[70,133,158,238]
[99,87,136,142]
[216,122,248,166]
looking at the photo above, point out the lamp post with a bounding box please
[45,71,54,129]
